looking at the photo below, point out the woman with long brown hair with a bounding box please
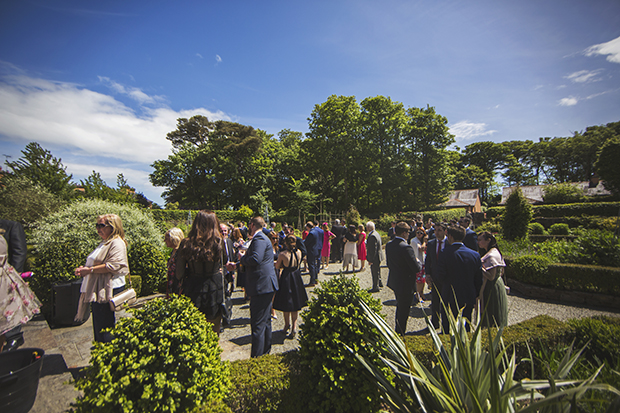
[176,211,225,335]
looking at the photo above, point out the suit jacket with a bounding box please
[463,228,478,252]
[240,230,278,297]
[295,236,307,260]
[0,219,27,273]
[303,227,324,257]
[386,237,421,293]
[222,237,235,282]
[436,242,482,310]
[425,237,446,288]
[332,225,346,242]
[366,230,383,264]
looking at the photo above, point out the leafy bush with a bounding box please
[0,176,67,229]
[497,236,536,258]
[549,223,570,235]
[73,295,230,412]
[506,255,551,284]
[298,273,386,413]
[30,199,165,314]
[227,352,299,413]
[528,222,547,235]
[533,202,620,218]
[235,205,254,223]
[345,204,361,226]
[543,182,585,204]
[475,220,502,234]
[502,187,532,240]
[128,241,168,295]
[567,230,620,267]
[567,316,620,365]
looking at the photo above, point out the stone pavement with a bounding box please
[20,261,620,412]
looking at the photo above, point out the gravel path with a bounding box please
[219,261,620,361]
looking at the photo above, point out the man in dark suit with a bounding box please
[386,221,422,335]
[436,225,483,333]
[0,219,27,273]
[238,216,279,357]
[366,221,383,292]
[460,216,478,252]
[303,221,323,286]
[387,221,397,240]
[330,219,346,263]
[424,222,447,330]
[220,223,236,327]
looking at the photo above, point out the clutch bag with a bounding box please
[109,288,137,311]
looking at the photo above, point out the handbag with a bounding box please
[109,273,137,311]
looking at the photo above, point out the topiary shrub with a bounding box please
[542,182,586,204]
[298,273,387,413]
[502,187,533,240]
[506,255,552,285]
[73,295,230,412]
[30,199,165,315]
[548,223,570,235]
[528,222,546,235]
[128,241,167,295]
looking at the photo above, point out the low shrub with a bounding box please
[476,220,502,234]
[533,201,620,218]
[505,255,552,285]
[73,295,230,412]
[227,351,300,413]
[528,222,546,235]
[568,230,620,267]
[298,273,386,413]
[567,316,620,365]
[548,223,570,235]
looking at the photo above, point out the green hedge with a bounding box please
[486,202,620,220]
[506,255,620,296]
[151,209,241,224]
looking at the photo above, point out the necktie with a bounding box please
[437,240,442,257]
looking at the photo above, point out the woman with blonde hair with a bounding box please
[176,211,225,335]
[74,214,129,342]
[164,227,184,298]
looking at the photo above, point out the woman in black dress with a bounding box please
[272,234,307,338]
[175,211,224,335]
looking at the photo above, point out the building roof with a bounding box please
[439,189,480,208]
[500,181,612,204]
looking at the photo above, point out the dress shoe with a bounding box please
[378,281,384,288]
[369,288,380,293]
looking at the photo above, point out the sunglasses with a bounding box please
[96,223,110,229]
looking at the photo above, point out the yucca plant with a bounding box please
[349,300,620,412]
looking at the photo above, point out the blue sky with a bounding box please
[1,0,619,205]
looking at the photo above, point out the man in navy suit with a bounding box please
[436,225,482,333]
[424,222,447,330]
[460,216,478,252]
[386,221,421,335]
[238,216,279,357]
[303,221,323,286]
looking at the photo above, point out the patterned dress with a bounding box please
[1,236,41,335]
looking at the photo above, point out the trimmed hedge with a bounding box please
[506,255,620,296]
[486,201,620,220]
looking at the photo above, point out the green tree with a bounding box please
[79,172,136,204]
[303,95,363,211]
[359,96,407,213]
[460,141,505,203]
[404,105,454,210]
[502,187,532,240]
[5,142,75,199]
[595,137,620,194]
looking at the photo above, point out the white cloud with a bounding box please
[558,96,578,106]
[584,35,620,64]
[564,69,603,83]
[196,53,203,59]
[215,54,222,63]
[98,76,165,105]
[449,121,496,142]
[0,74,231,165]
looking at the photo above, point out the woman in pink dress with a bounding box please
[320,222,335,269]
[356,224,367,271]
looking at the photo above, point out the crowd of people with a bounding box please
[385,216,509,335]
[0,211,508,355]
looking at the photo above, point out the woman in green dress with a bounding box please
[477,231,508,328]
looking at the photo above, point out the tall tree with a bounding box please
[359,96,407,213]
[404,105,454,210]
[5,142,75,199]
[303,95,362,211]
